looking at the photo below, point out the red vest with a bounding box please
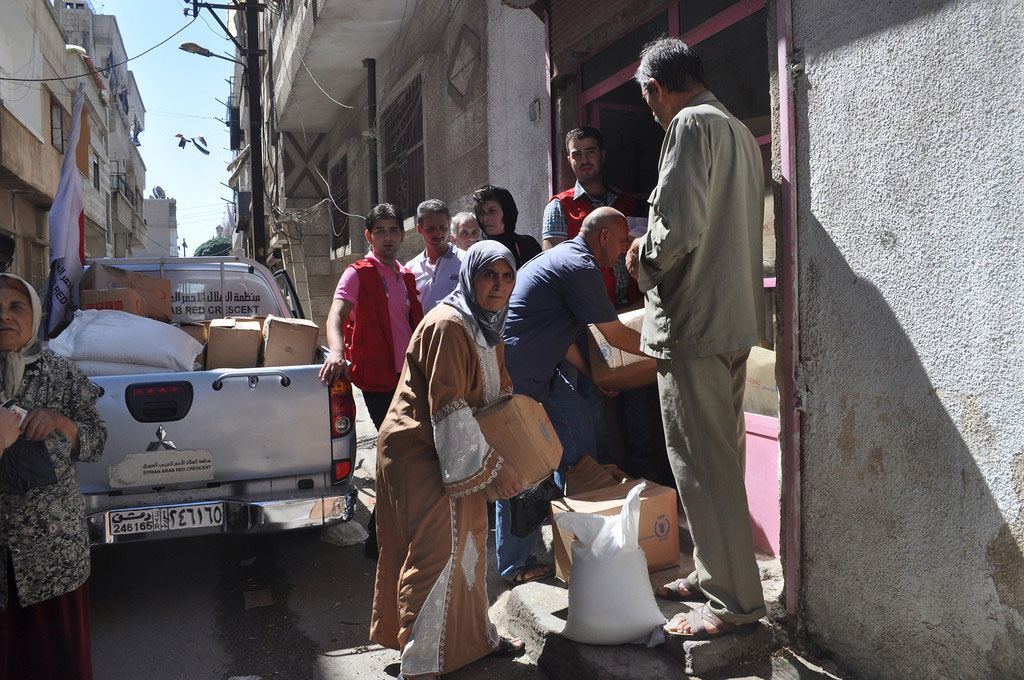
[552,188,640,305]
[343,259,424,392]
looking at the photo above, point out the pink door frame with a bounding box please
[571,0,804,617]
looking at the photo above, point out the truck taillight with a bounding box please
[329,380,355,438]
[333,460,352,483]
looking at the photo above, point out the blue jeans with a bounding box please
[495,371,594,579]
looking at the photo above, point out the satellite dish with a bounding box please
[152,186,166,199]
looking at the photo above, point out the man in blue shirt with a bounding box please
[497,206,646,583]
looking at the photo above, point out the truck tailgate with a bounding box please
[79,365,331,494]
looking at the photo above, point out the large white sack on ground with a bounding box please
[74,360,177,377]
[557,482,666,646]
[50,310,202,372]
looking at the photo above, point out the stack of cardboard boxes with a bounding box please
[551,456,680,582]
[76,263,320,370]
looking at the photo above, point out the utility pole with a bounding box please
[244,0,266,263]
[185,0,266,264]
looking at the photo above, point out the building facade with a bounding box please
[138,195,178,257]
[227,0,549,330]
[0,0,112,288]
[56,1,149,258]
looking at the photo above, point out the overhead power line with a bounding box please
[0,16,198,82]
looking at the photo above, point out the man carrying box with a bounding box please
[497,206,647,584]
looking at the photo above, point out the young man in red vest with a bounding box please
[320,203,424,431]
[542,126,640,306]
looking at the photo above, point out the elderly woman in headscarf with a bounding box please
[370,241,526,680]
[0,274,107,680]
[472,185,542,269]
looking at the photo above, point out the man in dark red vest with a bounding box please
[320,203,424,431]
[542,126,640,306]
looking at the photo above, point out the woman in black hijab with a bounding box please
[472,185,542,269]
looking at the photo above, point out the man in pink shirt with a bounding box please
[320,203,424,430]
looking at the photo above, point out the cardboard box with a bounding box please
[177,321,210,370]
[551,478,679,582]
[80,288,148,318]
[743,346,779,418]
[81,263,172,322]
[176,321,209,346]
[206,318,263,369]
[587,308,657,391]
[474,394,563,502]
[563,455,629,497]
[261,315,319,367]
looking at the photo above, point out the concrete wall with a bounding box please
[791,0,1024,677]
[485,3,549,241]
[271,0,547,332]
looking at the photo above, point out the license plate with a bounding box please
[108,503,225,536]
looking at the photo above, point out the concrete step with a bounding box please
[486,522,843,680]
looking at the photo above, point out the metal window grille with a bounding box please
[381,78,425,219]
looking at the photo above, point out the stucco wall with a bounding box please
[486,3,549,242]
[792,0,1024,677]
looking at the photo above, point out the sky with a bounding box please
[95,0,236,255]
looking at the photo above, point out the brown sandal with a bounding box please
[656,575,704,601]
[505,561,553,585]
[664,603,756,639]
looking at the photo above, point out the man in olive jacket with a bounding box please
[627,37,767,638]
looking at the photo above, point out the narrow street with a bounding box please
[88,398,545,680]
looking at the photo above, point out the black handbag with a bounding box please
[0,439,57,494]
[508,476,564,538]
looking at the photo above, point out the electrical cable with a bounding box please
[0,15,198,82]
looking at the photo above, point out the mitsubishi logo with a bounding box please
[146,425,177,451]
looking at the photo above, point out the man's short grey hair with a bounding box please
[416,199,450,225]
[450,211,477,238]
[634,37,705,94]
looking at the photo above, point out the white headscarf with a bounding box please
[441,240,516,348]
[0,274,43,402]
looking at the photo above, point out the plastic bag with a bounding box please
[49,310,202,373]
[556,482,666,646]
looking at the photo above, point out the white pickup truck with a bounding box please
[72,256,358,544]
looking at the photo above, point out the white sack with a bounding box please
[50,309,202,373]
[74,360,177,377]
[557,482,666,646]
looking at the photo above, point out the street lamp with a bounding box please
[178,42,243,65]
[178,34,267,265]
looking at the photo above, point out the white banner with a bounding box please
[45,83,86,337]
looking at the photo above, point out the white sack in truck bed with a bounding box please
[49,309,203,373]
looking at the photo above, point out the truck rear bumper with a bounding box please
[87,490,358,545]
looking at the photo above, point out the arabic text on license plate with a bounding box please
[109,504,224,536]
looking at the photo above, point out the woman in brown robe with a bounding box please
[370,241,525,679]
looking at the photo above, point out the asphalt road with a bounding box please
[89,391,545,680]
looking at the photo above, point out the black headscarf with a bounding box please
[441,241,516,348]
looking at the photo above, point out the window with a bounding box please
[381,78,424,219]
[92,155,100,190]
[50,98,65,153]
[328,156,350,251]
[30,243,47,290]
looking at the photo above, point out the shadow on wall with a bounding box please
[795,0,958,56]
[796,216,1024,679]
